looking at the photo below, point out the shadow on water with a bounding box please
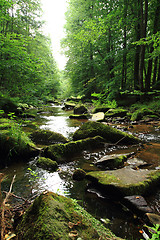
[1,104,160,239]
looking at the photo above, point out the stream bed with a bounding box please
[1,104,160,239]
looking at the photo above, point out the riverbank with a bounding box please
[0,95,160,239]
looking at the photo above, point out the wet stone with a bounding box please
[123,196,153,215]
[127,158,148,169]
[95,154,128,170]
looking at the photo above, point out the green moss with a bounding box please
[86,170,160,196]
[44,136,104,163]
[105,108,128,118]
[37,157,58,171]
[31,129,69,145]
[16,192,122,240]
[131,108,158,121]
[73,121,140,145]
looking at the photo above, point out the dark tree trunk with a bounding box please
[134,0,141,89]
[139,0,148,91]
[121,0,127,90]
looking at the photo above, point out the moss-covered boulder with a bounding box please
[30,129,68,146]
[16,191,122,240]
[105,108,128,118]
[37,157,58,171]
[73,104,88,114]
[95,154,127,169]
[73,121,140,145]
[86,168,160,197]
[131,108,159,121]
[44,136,105,163]
[0,118,39,167]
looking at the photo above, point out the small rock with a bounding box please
[123,196,153,214]
[91,112,105,122]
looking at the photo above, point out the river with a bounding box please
[1,103,160,239]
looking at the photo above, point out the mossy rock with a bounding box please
[86,168,160,197]
[69,114,89,119]
[72,168,86,181]
[95,154,127,170]
[105,108,128,118]
[131,108,159,121]
[16,191,122,240]
[0,119,39,167]
[30,129,69,146]
[37,157,58,171]
[64,102,76,110]
[93,107,110,114]
[73,121,140,145]
[44,136,105,163]
[73,104,88,114]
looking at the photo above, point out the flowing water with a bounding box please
[1,104,160,239]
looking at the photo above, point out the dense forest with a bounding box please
[0,0,160,104]
[0,0,60,104]
[62,0,160,100]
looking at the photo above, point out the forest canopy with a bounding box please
[62,0,160,99]
[0,0,60,104]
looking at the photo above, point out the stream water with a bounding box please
[1,104,160,239]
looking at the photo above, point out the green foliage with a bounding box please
[62,0,160,99]
[141,224,160,240]
[91,92,117,108]
[0,0,60,104]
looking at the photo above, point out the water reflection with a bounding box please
[40,115,79,139]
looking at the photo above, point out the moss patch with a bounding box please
[105,108,128,118]
[44,136,105,163]
[131,108,159,121]
[16,191,122,240]
[73,121,140,145]
[37,157,58,171]
[31,129,69,146]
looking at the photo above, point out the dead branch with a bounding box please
[1,175,16,240]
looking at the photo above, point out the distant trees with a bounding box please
[0,0,60,103]
[62,0,160,98]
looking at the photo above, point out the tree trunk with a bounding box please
[139,0,148,91]
[134,0,141,90]
[121,0,127,90]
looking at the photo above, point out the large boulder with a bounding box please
[30,129,69,146]
[44,136,104,163]
[16,192,122,240]
[73,121,140,145]
[86,168,160,197]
